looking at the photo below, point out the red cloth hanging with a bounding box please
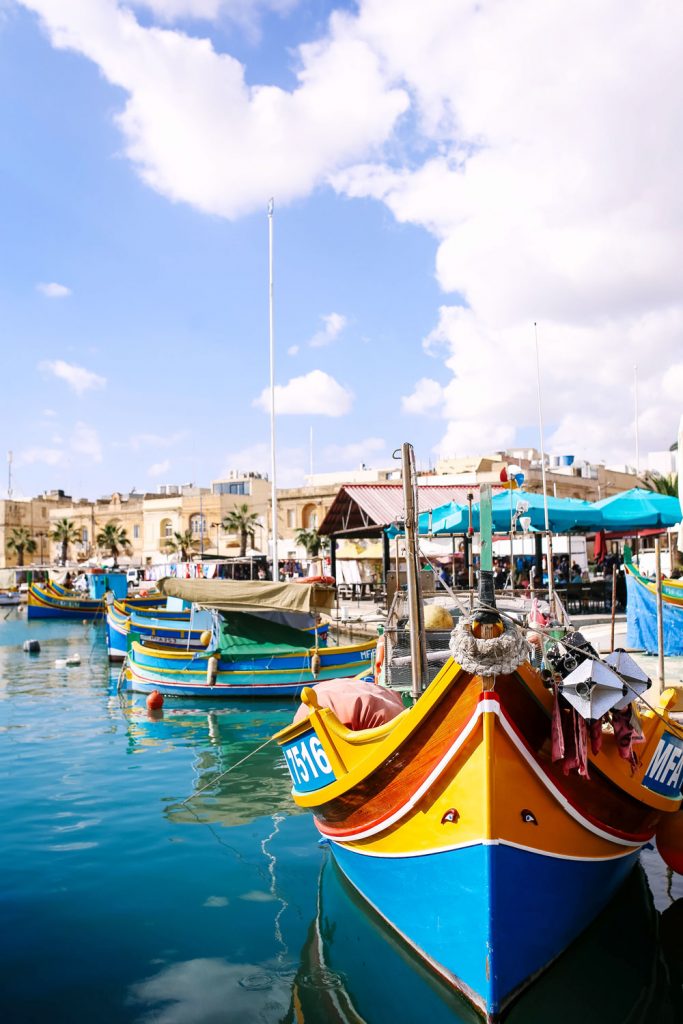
[589,719,603,756]
[594,529,607,563]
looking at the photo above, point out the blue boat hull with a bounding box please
[27,602,103,620]
[125,635,374,698]
[331,840,639,1018]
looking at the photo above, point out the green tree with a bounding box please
[163,529,199,561]
[96,521,132,567]
[222,503,260,558]
[295,528,328,558]
[643,471,679,497]
[50,518,80,565]
[6,527,37,567]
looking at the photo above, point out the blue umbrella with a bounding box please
[414,489,603,535]
[591,487,682,530]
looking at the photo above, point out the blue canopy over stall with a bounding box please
[592,487,682,531]
[394,489,604,536]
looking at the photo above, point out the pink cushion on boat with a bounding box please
[294,678,405,730]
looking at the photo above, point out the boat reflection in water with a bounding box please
[113,691,301,826]
[112,689,683,1023]
[285,854,683,1024]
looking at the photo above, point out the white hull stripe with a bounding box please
[318,696,649,849]
[330,835,642,862]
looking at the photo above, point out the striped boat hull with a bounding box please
[124,636,376,698]
[275,658,682,1019]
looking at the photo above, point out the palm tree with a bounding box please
[295,528,328,558]
[643,471,679,497]
[96,521,131,567]
[222,504,260,557]
[50,518,80,565]
[163,529,199,562]
[6,527,37,567]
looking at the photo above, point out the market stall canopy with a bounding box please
[318,483,495,538]
[592,487,682,530]
[390,489,603,536]
[157,577,335,614]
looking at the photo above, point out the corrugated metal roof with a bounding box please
[319,483,501,536]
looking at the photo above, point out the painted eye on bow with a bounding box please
[520,809,538,825]
[441,808,460,824]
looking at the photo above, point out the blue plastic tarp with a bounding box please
[626,572,683,656]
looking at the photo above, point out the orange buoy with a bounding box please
[146,690,164,711]
[656,810,683,873]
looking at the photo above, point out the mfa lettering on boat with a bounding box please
[643,733,683,797]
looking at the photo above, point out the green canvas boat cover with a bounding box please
[216,611,318,659]
[156,577,335,614]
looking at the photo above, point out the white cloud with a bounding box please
[42,408,57,418]
[16,447,65,467]
[331,0,683,463]
[39,359,106,395]
[253,369,352,416]
[661,363,683,402]
[130,1,296,31]
[119,430,187,450]
[401,377,444,416]
[71,421,103,462]
[148,458,171,476]
[287,344,299,356]
[324,436,385,465]
[23,0,683,464]
[36,281,71,298]
[20,0,407,219]
[308,311,347,348]
[220,441,306,487]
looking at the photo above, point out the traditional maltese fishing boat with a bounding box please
[106,595,329,661]
[28,576,164,621]
[624,552,683,656]
[274,444,683,1021]
[122,577,375,698]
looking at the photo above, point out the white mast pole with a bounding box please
[309,425,314,478]
[268,198,278,581]
[7,450,13,500]
[634,363,640,478]
[534,323,553,599]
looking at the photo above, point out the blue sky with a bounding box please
[2,1,682,499]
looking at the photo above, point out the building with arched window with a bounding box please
[189,514,206,537]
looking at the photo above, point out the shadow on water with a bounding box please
[283,855,683,1024]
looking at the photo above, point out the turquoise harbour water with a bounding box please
[1,614,682,1024]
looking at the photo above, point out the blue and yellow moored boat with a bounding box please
[274,448,683,1020]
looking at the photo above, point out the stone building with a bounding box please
[434,450,639,501]
[0,495,60,568]
[0,454,644,570]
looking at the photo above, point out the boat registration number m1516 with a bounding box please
[282,731,335,793]
[643,731,683,798]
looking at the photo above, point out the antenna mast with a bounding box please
[268,199,278,581]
